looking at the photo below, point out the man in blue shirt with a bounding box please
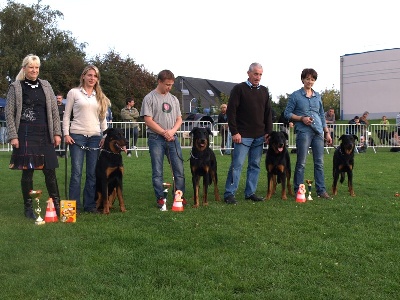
[284,68,332,199]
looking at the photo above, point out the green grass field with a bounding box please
[1,148,399,299]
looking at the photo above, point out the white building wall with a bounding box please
[340,48,400,120]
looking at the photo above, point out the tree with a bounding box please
[0,0,86,96]
[272,93,291,119]
[90,50,157,120]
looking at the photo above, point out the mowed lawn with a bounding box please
[0,148,399,300]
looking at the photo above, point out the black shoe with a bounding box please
[245,194,264,202]
[84,208,100,214]
[224,195,237,205]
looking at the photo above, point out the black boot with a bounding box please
[21,178,36,219]
[44,169,61,217]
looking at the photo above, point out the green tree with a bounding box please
[90,50,157,120]
[272,93,291,119]
[0,0,86,96]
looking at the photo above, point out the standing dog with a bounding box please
[189,127,220,207]
[95,128,128,214]
[332,134,358,196]
[265,131,293,200]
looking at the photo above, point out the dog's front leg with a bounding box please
[347,169,355,196]
[101,174,110,214]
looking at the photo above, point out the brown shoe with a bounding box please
[318,192,332,199]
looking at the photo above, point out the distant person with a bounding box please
[324,108,336,140]
[63,65,109,213]
[217,103,229,154]
[357,135,367,153]
[121,97,139,157]
[140,70,186,209]
[346,116,361,135]
[359,111,369,126]
[359,111,369,143]
[278,111,293,136]
[378,115,390,144]
[5,54,62,219]
[56,93,65,157]
[284,68,332,199]
[106,100,113,125]
[223,62,273,204]
[390,131,400,146]
[396,112,400,135]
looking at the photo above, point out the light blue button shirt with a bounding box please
[284,88,326,134]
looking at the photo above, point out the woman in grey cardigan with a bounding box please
[5,54,62,219]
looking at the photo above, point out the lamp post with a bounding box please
[190,98,197,113]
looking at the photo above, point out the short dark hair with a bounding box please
[301,68,318,81]
[125,97,134,105]
[157,69,175,82]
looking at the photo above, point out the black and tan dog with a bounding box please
[265,131,293,200]
[189,127,220,207]
[332,134,358,197]
[95,127,128,214]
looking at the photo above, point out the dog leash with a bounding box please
[73,142,101,151]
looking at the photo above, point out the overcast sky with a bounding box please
[3,0,399,101]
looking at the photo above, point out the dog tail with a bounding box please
[339,172,345,184]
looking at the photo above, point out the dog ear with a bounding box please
[103,128,110,135]
[353,135,358,141]
[338,135,343,141]
[189,127,197,136]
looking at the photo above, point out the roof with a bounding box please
[175,76,237,113]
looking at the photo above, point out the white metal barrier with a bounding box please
[1,121,399,153]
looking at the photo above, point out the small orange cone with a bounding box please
[296,184,306,203]
[171,190,184,212]
[45,198,58,222]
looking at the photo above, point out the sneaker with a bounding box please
[224,195,237,205]
[157,198,165,209]
[127,153,132,158]
[317,192,332,199]
[245,194,264,202]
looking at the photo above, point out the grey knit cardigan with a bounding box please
[5,79,62,143]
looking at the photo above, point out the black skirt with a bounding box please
[9,123,58,170]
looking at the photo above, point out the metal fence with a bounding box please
[1,120,399,154]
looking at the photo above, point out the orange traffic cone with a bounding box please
[45,198,58,222]
[296,184,306,203]
[171,190,184,212]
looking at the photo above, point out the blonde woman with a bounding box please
[63,65,109,213]
[5,54,62,219]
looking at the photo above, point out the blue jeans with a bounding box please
[69,134,101,212]
[148,133,185,199]
[224,136,264,199]
[294,131,326,195]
